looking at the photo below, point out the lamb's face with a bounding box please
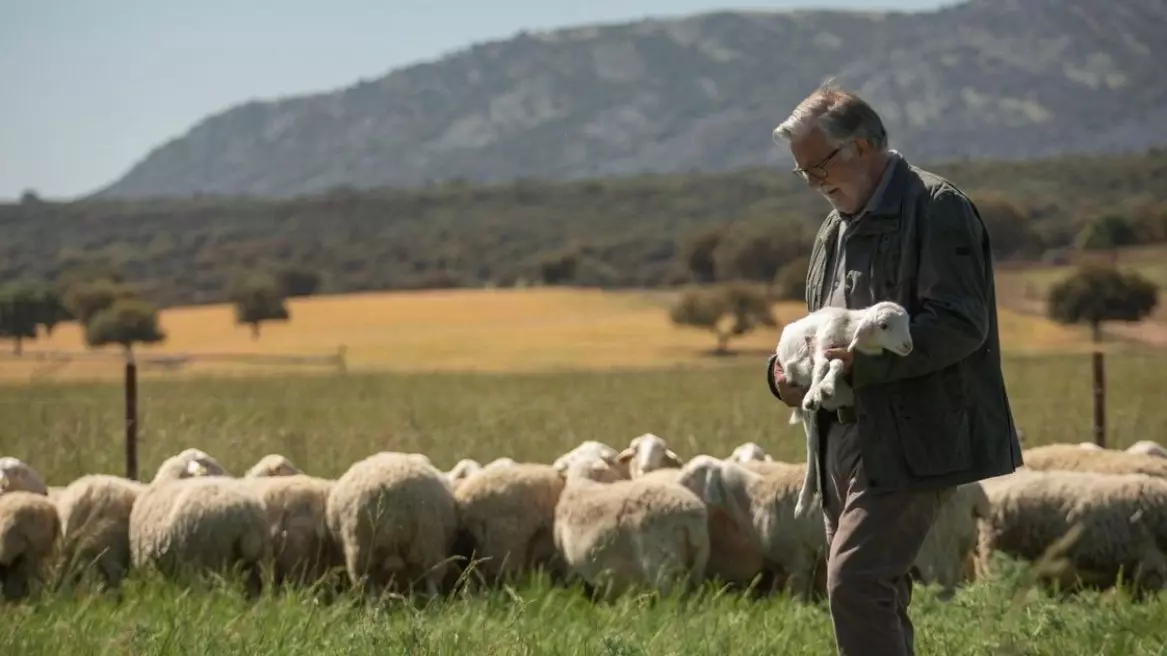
[618,433,683,478]
[0,457,46,495]
[867,302,913,356]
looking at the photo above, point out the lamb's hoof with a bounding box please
[801,394,821,413]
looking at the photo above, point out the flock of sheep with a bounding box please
[3,434,1167,605]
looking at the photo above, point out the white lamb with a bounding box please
[774,301,913,517]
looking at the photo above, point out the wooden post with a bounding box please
[125,353,139,481]
[1092,351,1106,448]
[336,344,348,375]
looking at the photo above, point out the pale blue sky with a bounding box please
[0,0,948,201]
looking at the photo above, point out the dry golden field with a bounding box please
[0,286,1132,383]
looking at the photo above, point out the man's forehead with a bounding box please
[787,127,834,165]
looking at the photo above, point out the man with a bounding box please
[765,81,1023,656]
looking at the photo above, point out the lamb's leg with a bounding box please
[801,354,832,413]
[794,414,818,518]
[816,359,847,400]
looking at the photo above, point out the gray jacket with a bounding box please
[768,155,1023,493]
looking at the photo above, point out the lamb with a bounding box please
[0,491,61,601]
[245,454,302,478]
[552,455,709,599]
[728,442,773,464]
[325,451,457,598]
[151,448,229,483]
[977,469,1167,596]
[774,301,913,517]
[1022,443,1167,478]
[54,474,146,590]
[240,474,341,587]
[0,457,49,496]
[128,476,271,597]
[676,455,828,601]
[1127,440,1167,459]
[452,462,566,585]
[912,482,991,597]
[616,433,683,479]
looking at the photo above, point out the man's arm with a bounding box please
[849,188,991,389]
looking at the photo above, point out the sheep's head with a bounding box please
[154,448,227,482]
[728,442,772,464]
[484,457,517,470]
[616,433,683,478]
[1127,441,1167,459]
[246,454,301,478]
[554,454,623,483]
[446,458,482,483]
[676,455,728,507]
[850,301,912,356]
[554,441,626,477]
[0,456,48,495]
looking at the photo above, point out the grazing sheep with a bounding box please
[245,454,302,478]
[54,474,146,590]
[0,491,61,601]
[452,463,566,585]
[0,457,49,496]
[912,482,990,597]
[241,475,341,587]
[728,442,773,464]
[977,469,1167,596]
[1127,441,1167,459]
[552,455,709,600]
[616,433,683,479]
[151,448,229,483]
[445,459,483,489]
[1022,443,1167,479]
[326,451,457,598]
[552,441,625,476]
[774,301,913,517]
[129,477,271,597]
[677,456,828,601]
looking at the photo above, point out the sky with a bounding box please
[0,0,950,202]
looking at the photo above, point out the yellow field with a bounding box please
[0,287,1124,383]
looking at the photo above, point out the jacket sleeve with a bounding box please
[850,188,991,389]
[766,353,784,401]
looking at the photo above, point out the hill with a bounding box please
[91,0,1167,199]
[5,149,1167,308]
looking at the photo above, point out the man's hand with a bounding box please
[823,347,854,374]
[771,358,806,409]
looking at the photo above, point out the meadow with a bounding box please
[3,288,1167,654]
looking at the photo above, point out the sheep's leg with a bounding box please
[801,354,832,413]
[816,359,847,400]
[794,414,819,518]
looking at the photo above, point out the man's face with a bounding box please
[787,126,875,215]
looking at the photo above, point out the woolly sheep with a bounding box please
[445,459,483,488]
[245,454,302,478]
[552,455,709,599]
[728,442,773,464]
[151,448,229,483]
[326,451,457,597]
[1022,443,1167,478]
[240,474,341,587]
[0,457,48,496]
[977,469,1167,596]
[484,457,518,470]
[552,441,621,469]
[912,482,990,597]
[616,433,683,479]
[676,455,828,601]
[129,476,271,597]
[1077,442,1103,451]
[0,491,60,601]
[452,462,566,585]
[1127,440,1167,459]
[774,301,913,517]
[54,474,146,590]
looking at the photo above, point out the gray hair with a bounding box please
[772,79,888,151]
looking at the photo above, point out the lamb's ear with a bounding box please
[847,315,875,352]
[185,460,208,478]
[616,448,635,465]
[703,464,726,506]
[663,449,683,468]
[0,471,8,492]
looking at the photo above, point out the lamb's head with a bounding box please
[554,454,624,483]
[851,301,912,356]
[728,442,772,464]
[616,433,683,478]
[484,457,517,470]
[245,453,302,478]
[446,458,483,484]
[676,455,732,507]
[553,441,627,478]
[154,448,227,483]
[0,456,48,495]
[1127,441,1167,459]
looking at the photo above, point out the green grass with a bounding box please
[3,355,1167,654]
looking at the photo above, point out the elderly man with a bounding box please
[765,82,1023,656]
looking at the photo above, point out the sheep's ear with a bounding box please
[847,316,874,352]
[185,460,207,477]
[763,454,773,462]
[0,471,8,492]
[663,449,683,468]
[703,466,726,506]
[552,458,570,476]
[616,448,635,465]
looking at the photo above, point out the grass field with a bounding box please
[0,287,1124,383]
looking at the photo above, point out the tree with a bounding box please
[64,278,137,326]
[669,282,778,354]
[36,288,71,336]
[970,192,1044,259]
[84,298,166,352]
[679,227,724,283]
[711,218,815,285]
[773,255,811,302]
[276,266,322,297]
[228,273,290,339]
[1074,214,1139,253]
[1047,264,1159,342]
[0,283,41,355]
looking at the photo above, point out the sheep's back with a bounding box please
[0,491,60,565]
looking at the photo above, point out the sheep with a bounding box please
[728,442,773,464]
[552,441,621,469]
[325,451,457,598]
[552,455,709,600]
[0,457,49,496]
[1127,440,1167,459]
[128,476,271,597]
[54,474,146,591]
[1077,442,1104,451]
[445,459,483,489]
[977,469,1167,596]
[245,454,302,478]
[484,457,518,470]
[676,455,828,601]
[240,474,341,587]
[912,482,991,597]
[0,491,61,601]
[774,301,913,517]
[452,463,566,586]
[151,448,229,483]
[1022,443,1167,478]
[616,433,683,479]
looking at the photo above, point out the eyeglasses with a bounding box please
[792,143,848,181]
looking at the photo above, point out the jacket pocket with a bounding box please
[892,369,972,477]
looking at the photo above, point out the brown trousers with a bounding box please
[821,419,947,656]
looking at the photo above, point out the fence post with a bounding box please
[336,344,348,375]
[1092,351,1106,448]
[125,351,139,481]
